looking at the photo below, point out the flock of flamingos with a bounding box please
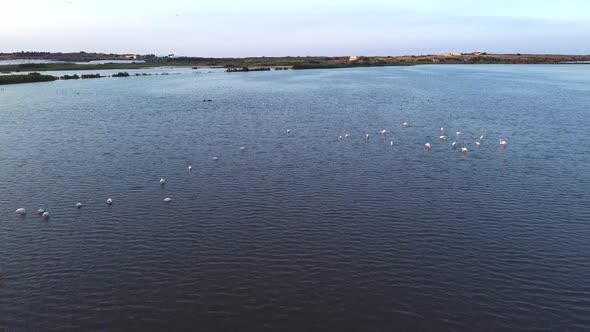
[13,122,509,220]
[339,123,508,153]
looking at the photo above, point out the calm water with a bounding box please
[0,59,69,65]
[1,65,589,331]
[0,59,145,65]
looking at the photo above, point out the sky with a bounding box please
[1,0,589,56]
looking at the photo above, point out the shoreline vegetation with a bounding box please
[0,71,142,85]
[225,67,289,72]
[0,72,58,85]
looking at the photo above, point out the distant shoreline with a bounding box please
[1,53,589,85]
[1,52,589,75]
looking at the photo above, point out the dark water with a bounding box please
[1,65,589,331]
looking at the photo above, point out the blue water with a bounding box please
[1,65,589,331]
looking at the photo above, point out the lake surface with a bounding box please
[0,59,69,65]
[1,65,589,331]
[0,59,145,65]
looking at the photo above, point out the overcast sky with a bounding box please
[1,0,589,56]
